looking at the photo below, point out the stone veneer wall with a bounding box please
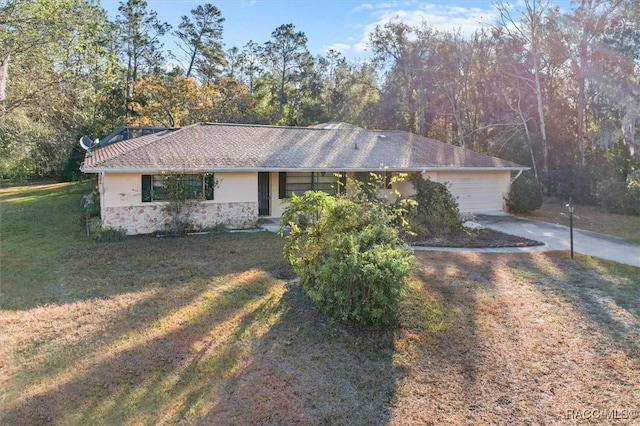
[103,202,259,235]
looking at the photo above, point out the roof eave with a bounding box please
[81,165,529,174]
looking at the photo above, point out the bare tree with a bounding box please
[495,0,552,173]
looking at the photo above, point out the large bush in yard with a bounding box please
[408,173,461,235]
[280,191,413,326]
[626,170,640,215]
[506,172,543,213]
[596,178,627,214]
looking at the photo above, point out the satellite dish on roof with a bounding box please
[79,135,92,150]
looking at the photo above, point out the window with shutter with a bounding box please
[141,174,215,202]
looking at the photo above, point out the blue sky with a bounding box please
[100,0,572,62]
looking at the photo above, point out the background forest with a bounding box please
[1,0,639,210]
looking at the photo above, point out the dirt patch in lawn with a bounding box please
[405,228,544,248]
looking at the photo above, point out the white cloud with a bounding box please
[342,2,499,59]
[352,3,374,12]
[322,42,352,55]
[375,5,498,36]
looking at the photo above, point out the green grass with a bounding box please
[1,181,95,307]
[1,182,639,424]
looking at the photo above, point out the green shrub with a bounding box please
[280,191,413,326]
[85,217,126,242]
[506,172,543,213]
[607,139,638,181]
[626,170,640,216]
[597,178,627,214]
[0,156,36,182]
[408,174,461,235]
[87,217,104,238]
[80,189,100,237]
[96,226,127,242]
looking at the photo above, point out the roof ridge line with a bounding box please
[199,122,365,131]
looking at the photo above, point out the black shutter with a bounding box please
[279,172,287,199]
[205,174,215,200]
[142,175,152,202]
[339,172,347,194]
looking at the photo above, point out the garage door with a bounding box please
[435,171,509,213]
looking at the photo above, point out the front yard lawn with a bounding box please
[1,182,638,424]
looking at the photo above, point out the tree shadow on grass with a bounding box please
[2,272,405,425]
[203,280,402,425]
[400,251,504,423]
[1,271,286,425]
[509,251,640,359]
[13,245,637,424]
[1,232,288,311]
[396,251,634,424]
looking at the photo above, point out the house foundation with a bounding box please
[103,202,259,235]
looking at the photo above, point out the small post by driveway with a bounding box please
[566,198,575,259]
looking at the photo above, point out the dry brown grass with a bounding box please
[2,234,638,424]
[521,197,640,242]
[393,251,639,424]
[0,231,293,424]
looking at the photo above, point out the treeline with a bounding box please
[1,0,639,209]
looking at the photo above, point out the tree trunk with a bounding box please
[0,53,9,107]
[186,49,197,78]
[576,38,587,168]
[186,34,202,78]
[517,92,539,180]
[407,85,417,134]
[279,64,286,118]
[532,52,548,172]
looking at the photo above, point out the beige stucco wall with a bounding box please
[100,172,258,234]
[99,169,512,233]
[216,172,257,202]
[102,172,144,207]
[394,171,437,197]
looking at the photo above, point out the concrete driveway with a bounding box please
[473,214,640,268]
[270,213,640,267]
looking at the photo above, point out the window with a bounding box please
[354,171,392,189]
[278,172,345,198]
[142,174,215,202]
[379,171,392,190]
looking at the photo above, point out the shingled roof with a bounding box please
[81,122,526,173]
